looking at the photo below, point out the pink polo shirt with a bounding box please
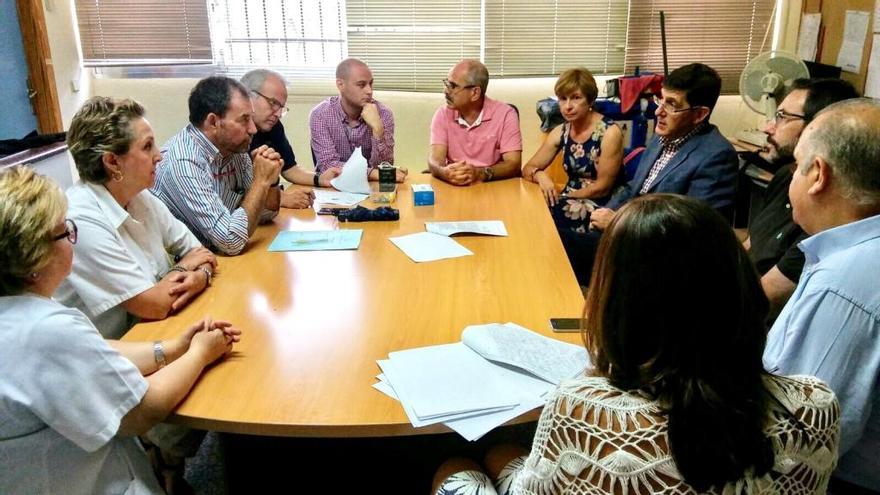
[430,97,522,168]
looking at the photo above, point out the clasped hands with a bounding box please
[167,247,217,311]
[444,160,483,186]
[174,315,242,364]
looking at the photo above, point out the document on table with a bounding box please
[425,220,508,237]
[268,229,363,252]
[389,232,473,262]
[330,146,371,194]
[313,189,368,207]
[837,10,870,73]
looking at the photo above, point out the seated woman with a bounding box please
[56,96,217,340]
[434,194,840,495]
[522,68,624,233]
[0,165,240,494]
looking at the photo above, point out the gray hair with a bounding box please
[460,59,489,97]
[241,69,286,93]
[67,96,145,183]
[798,98,880,207]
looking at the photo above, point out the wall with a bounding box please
[42,0,91,128]
[0,1,38,139]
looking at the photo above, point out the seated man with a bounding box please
[428,59,522,185]
[743,78,858,318]
[309,58,405,182]
[152,76,282,256]
[241,69,340,208]
[763,98,880,492]
[563,63,738,285]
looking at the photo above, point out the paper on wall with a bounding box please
[866,34,880,99]
[837,10,870,73]
[797,13,821,62]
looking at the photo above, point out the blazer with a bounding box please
[606,124,739,221]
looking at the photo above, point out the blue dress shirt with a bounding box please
[764,213,880,490]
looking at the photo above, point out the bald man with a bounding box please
[309,58,405,182]
[763,98,880,492]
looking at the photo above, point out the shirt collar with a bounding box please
[84,181,130,229]
[185,123,222,166]
[799,213,880,265]
[659,121,707,150]
[452,97,497,129]
[331,96,363,126]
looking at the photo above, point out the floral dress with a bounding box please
[552,118,619,233]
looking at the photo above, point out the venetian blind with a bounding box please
[75,0,212,66]
[624,0,775,94]
[485,0,629,77]
[346,0,481,92]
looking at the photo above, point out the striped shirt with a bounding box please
[152,124,275,255]
[309,96,394,174]
[639,122,706,194]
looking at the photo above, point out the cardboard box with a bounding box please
[412,184,434,206]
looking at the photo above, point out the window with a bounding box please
[485,0,629,77]
[346,0,481,92]
[209,0,346,78]
[75,0,212,66]
[625,0,775,94]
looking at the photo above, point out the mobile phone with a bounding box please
[550,318,583,333]
[317,207,345,216]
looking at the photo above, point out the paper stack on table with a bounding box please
[425,220,508,237]
[374,322,589,440]
[389,220,507,263]
[313,189,368,207]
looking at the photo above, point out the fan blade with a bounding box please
[767,56,807,81]
[743,70,767,101]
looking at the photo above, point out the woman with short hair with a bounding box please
[434,194,839,494]
[56,96,216,340]
[0,165,239,494]
[522,67,624,233]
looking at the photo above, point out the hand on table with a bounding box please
[281,188,316,209]
[177,246,217,271]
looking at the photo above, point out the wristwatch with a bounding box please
[313,172,320,187]
[153,341,167,369]
[483,166,495,182]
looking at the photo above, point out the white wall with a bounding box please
[42,0,91,128]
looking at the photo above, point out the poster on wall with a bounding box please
[797,13,822,62]
[836,10,870,72]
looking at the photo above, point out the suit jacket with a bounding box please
[606,124,739,221]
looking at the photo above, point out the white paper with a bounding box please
[389,232,473,263]
[866,34,880,98]
[330,146,371,194]
[837,11,870,72]
[313,189,368,207]
[797,13,821,62]
[387,343,522,419]
[462,323,589,384]
[875,0,880,33]
[425,221,508,237]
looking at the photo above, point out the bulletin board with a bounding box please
[803,0,876,94]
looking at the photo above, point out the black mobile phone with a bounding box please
[317,207,345,216]
[550,318,583,333]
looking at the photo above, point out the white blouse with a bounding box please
[55,182,201,339]
[513,374,839,494]
[0,295,161,494]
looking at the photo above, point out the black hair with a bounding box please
[789,78,860,123]
[663,63,722,111]
[188,76,250,126]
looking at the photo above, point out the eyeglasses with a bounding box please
[52,219,78,245]
[652,95,702,114]
[773,109,806,125]
[252,90,289,117]
[442,79,476,92]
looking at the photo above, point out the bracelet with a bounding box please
[198,266,212,286]
[167,265,187,274]
[313,172,320,187]
[153,341,167,369]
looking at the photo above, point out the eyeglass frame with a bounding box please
[652,94,705,114]
[252,90,290,117]
[442,79,476,92]
[52,218,78,245]
[772,109,806,125]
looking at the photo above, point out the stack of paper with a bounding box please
[389,220,507,263]
[374,323,589,440]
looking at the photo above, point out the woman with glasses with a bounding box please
[434,195,839,495]
[0,165,239,494]
[522,67,624,233]
[56,96,217,341]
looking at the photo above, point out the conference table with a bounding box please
[124,175,585,438]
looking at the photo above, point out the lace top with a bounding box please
[512,374,839,495]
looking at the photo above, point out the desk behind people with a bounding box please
[123,176,584,437]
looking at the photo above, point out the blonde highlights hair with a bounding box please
[555,67,599,104]
[67,96,145,183]
[0,166,66,295]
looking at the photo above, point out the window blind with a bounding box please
[624,0,775,94]
[485,0,629,77]
[75,0,212,66]
[346,0,481,92]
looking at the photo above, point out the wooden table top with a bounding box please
[123,175,585,437]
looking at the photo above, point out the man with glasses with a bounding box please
[309,58,405,182]
[428,59,522,186]
[242,69,339,209]
[743,78,858,319]
[562,63,737,285]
